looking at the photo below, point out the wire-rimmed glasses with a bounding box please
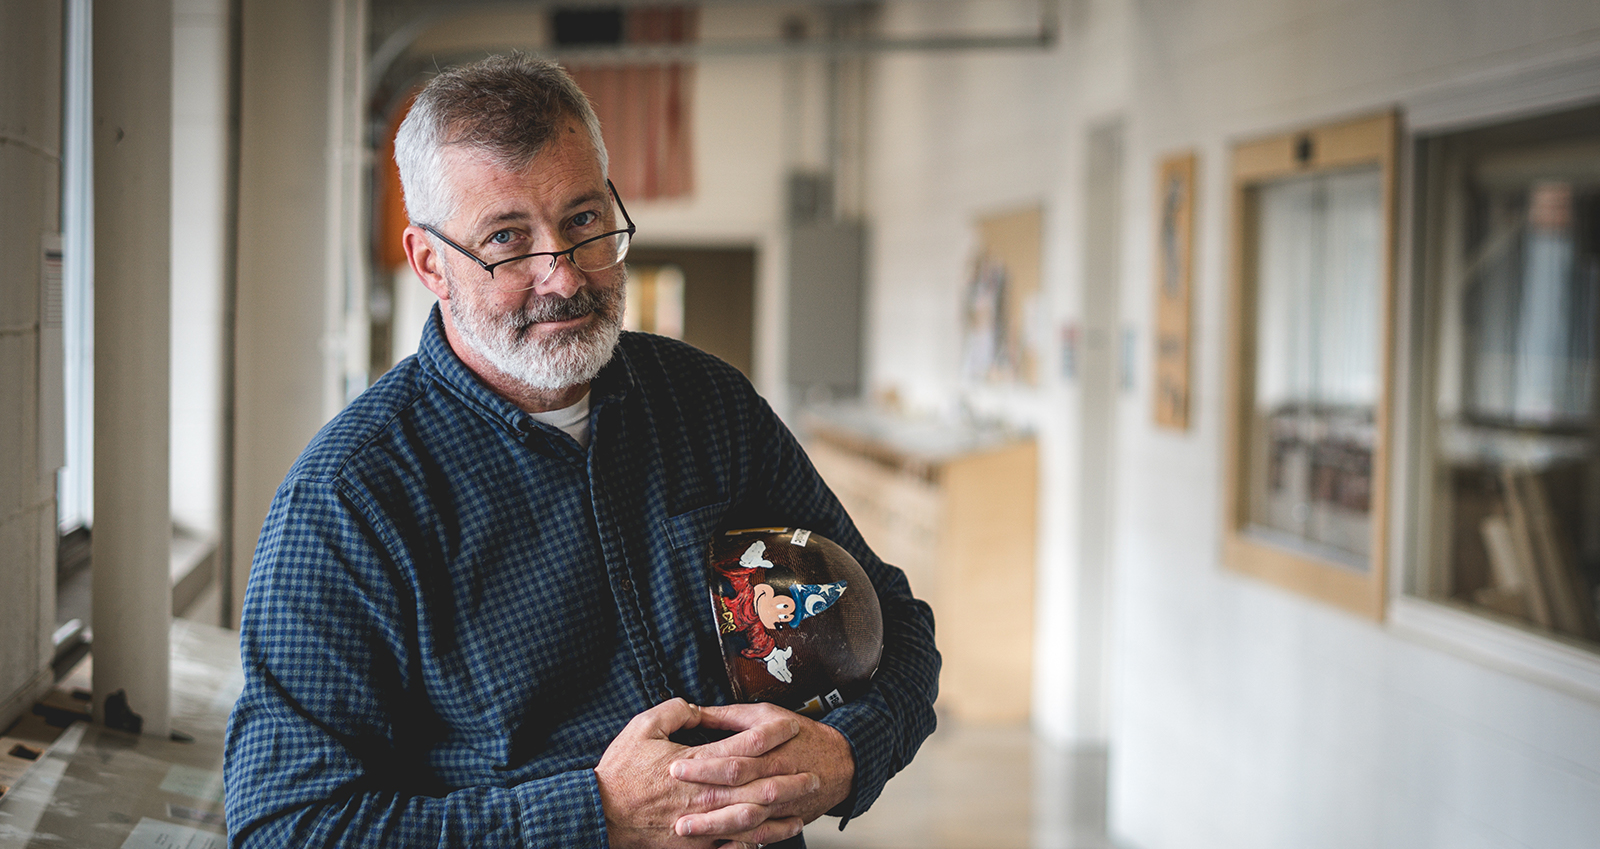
[418,179,636,292]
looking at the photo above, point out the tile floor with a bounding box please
[807,720,1113,849]
[0,621,240,848]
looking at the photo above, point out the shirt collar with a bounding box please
[418,302,636,436]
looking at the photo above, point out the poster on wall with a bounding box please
[1153,152,1196,430]
[962,206,1043,386]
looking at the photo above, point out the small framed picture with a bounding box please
[1153,152,1197,430]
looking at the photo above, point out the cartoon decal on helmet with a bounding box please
[711,539,847,683]
[707,527,881,716]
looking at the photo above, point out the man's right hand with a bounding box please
[594,699,812,848]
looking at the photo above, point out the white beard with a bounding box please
[447,271,626,392]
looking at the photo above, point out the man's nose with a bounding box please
[533,252,585,299]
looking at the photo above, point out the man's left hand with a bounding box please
[668,702,855,839]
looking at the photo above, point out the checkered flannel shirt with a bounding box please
[224,306,940,847]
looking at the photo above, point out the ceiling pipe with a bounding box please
[539,28,1056,63]
[370,2,1057,95]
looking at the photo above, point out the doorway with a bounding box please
[625,246,756,377]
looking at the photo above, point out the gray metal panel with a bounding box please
[787,220,865,399]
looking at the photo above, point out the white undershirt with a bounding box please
[527,390,592,449]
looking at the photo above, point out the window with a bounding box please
[1224,112,1398,619]
[1411,102,1600,648]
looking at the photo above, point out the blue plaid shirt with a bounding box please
[224,307,940,847]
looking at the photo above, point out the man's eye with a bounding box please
[489,230,515,245]
[571,211,599,228]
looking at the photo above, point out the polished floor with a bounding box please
[807,721,1113,849]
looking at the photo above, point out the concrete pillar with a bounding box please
[93,0,173,737]
[230,0,359,624]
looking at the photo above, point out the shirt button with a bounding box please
[657,687,672,702]
[618,577,634,592]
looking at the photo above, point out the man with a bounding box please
[224,54,939,848]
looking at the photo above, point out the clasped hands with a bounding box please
[595,698,854,848]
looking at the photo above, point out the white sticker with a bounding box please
[790,529,812,547]
[166,803,225,828]
[119,817,225,849]
[824,689,845,709]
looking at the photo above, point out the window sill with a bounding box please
[1389,595,1600,705]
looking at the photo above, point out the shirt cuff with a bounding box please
[821,698,898,824]
[512,767,609,845]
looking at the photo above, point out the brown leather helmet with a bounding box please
[706,527,883,716]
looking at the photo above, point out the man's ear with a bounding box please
[403,225,451,301]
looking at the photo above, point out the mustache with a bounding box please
[512,286,617,325]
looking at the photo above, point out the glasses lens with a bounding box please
[490,255,549,290]
[487,232,630,293]
[573,231,630,273]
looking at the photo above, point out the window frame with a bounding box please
[1222,110,1400,621]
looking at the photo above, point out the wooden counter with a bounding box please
[803,409,1038,724]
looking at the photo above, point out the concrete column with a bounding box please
[93,0,173,737]
[229,0,345,624]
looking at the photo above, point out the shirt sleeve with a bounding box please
[224,477,611,848]
[739,393,942,823]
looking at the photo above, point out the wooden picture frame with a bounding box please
[963,206,1044,386]
[1154,152,1197,429]
[1222,111,1398,620]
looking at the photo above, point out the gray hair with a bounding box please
[394,54,609,227]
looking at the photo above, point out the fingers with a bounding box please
[690,704,800,760]
[672,753,761,786]
[677,807,804,845]
[670,770,818,842]
[680,768,820,810]
[595,701,818,849]
[679,710,856,830]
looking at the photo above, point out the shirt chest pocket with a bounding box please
[659,500,730,554]
[651,501,731,627]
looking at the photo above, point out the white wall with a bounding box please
[861,1,1600,848]
[0,0,64,732]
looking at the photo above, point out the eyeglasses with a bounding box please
[418,179,636,292]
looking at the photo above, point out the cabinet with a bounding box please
[803,409,1037,723]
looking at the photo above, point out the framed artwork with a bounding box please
[962,206,1043,386]
[1223,111,1398,620]
[1154,152,1197,429]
